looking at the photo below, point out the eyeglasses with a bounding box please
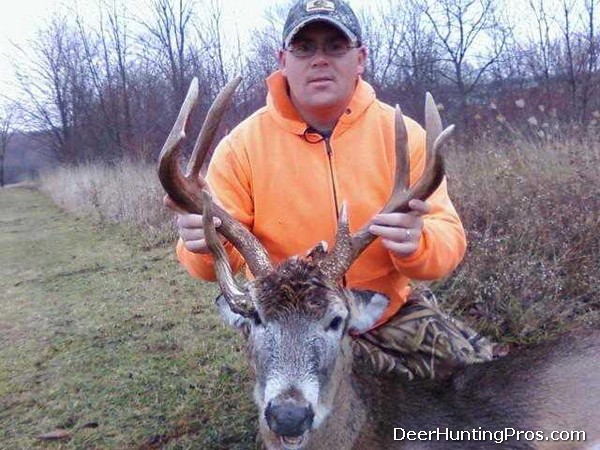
[286,40,360,58]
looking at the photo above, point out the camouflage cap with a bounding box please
[282,0,362,48]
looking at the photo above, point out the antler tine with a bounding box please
[425,92,443,159]
[318,105,410,280]
[320,94,454,282]
[158,77,203,213]
[202,190,256,317]
[382,104,411,213]
[186,77,242,177]
[158,77,274,278]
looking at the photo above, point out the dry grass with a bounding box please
[38,135,600,344]
[440,133,600,342]
[40,160,176,246]
[4,133,599,449]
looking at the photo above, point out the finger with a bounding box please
[184,239,211,254]
[369,224,413,243]
[178,214,203,229]
[370,214,421,236]
[381,239,419,258]
[370,213,412,227]
[178,214,222,229]
[180,227,205,242]
[408,199,431,216]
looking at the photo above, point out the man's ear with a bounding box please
[278,49,287,77]
[346,290,389,334]
[215,294,248,329]
[356,46,367,77]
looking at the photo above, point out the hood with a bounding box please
[265,70,376,138]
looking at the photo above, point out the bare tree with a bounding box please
[195,0,229,89]
[561,0,579,110]
[74,6,122,159]
[75,0,135,159]
[358,0,406,94]
[142,0,196,106]
[540,0,600,120]
[422,0,509,128]
[243,1,291,113]
[579,0,599,119]
[527,0,556,85]
[105,0,134,153]
[190,0,244,121]
[4,0,597,174]
[0,109,14,187]
[395,0,442,116]
[14,15,84,163]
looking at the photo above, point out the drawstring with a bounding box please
[301,126,347,288]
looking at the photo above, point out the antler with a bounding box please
[201,190,256,317]
[319,93,455,281]
[158,77,274,282]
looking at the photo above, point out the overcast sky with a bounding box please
[0,0,290,110]
[0,0,571,113]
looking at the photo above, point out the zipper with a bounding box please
[323,136,340,221]
[303,126,347,286]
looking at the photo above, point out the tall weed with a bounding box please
[40,161,175,246]
[440,134,599,342]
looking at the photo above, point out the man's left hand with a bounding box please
[368,199,431,258]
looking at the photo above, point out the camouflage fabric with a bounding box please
[283,0,362,47]
[352,286,495,380]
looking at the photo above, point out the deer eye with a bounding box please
[327,316,343,332]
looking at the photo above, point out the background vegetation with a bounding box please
[38,129,600,343]
[1,0,599,183]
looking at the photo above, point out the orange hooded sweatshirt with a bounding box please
[177,71,466,327]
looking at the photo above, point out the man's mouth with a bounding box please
[308,76,334,84]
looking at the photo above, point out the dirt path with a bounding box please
[0,187,256,449]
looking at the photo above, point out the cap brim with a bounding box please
[284,16,358,48]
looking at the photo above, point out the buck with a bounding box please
[158,78,600,450]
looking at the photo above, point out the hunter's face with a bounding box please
[278,22,366,119]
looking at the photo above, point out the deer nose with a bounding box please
[265,399,314,437]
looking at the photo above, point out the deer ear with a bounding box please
[215,294,248,329]
[346,290,389,334]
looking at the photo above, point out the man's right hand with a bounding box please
[163,195,222,254]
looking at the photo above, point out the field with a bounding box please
[0,188,257,449]
[1,133,599,448]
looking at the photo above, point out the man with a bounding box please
[165,0,493,380]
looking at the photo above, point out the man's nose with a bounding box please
[310,49,329,66]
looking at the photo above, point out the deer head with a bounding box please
[158,77,453,449]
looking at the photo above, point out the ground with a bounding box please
[0,187,257,449]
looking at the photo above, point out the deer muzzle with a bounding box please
[265,397,314,442]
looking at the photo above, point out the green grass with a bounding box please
[0,187,257,449]
[6,131,599,447]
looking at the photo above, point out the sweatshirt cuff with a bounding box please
[176,239,218,281]
[389,231,430,279]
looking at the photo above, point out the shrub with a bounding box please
[438,133,600,342]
